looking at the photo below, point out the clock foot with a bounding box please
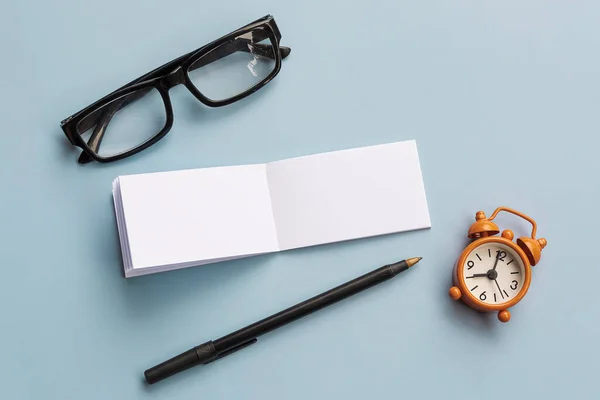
[449,286,462,300]
[498,310,511,323]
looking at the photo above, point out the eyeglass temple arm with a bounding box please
[77,91,150,163]
[78,41,291,163]
[188,24,290,71]
[188,41,290,72]
[77,90,152,163]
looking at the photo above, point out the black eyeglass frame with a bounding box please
[60,14,290,163]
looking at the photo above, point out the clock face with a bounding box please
[461,242,526,306]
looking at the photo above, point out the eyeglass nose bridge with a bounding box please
[162,67,186,90]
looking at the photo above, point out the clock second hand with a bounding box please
[494,279,505,299]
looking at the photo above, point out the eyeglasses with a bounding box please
[60,15,290,164]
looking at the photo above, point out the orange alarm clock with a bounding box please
[449,206,547,323]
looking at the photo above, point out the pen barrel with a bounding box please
[144,341,217,384]
[214,261,407,351]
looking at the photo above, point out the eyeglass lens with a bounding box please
[75,88,167,158]
[187,27,277,101]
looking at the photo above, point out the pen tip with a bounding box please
[406,257,422,267]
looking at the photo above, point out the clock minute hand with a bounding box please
[492,252,500,271]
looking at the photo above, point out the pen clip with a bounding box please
[205,338,257,364]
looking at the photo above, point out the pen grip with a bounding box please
[144,341,217,384]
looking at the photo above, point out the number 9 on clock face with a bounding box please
[462,242,526,305]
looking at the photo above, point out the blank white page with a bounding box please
[118,164,279,270]
[266,140,431,251]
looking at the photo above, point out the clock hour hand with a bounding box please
[466,273,488,278]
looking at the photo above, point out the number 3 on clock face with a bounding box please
[462,242,526,306]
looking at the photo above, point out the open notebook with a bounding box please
[112,140,431,277]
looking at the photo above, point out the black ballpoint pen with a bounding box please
[144,257,422,384]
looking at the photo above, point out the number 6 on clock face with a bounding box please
[462,242,526,305]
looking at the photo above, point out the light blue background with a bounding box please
[1,1,599,399]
